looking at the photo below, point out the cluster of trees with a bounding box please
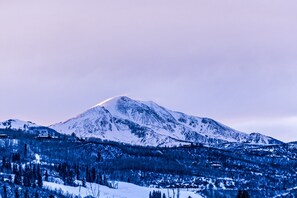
[86,165,108,186]
[1,157,12,171]
[1,153,42,189]
[148,190,192,198]
[13,163,43,188]
[2,186,30,198]
[56,163,76,186]
[149,190,166,198]
[1,184,69,198]
[237,190,250,198]
[55,162,112,188]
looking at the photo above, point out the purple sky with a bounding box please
[1,1,297,142]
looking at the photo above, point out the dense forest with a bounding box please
[0,128,296,197]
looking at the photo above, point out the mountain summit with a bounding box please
[51,96,282,147]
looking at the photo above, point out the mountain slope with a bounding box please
[0,119,37,131]
[0,119,60,137]
[51,96,282,147]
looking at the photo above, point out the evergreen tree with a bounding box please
[24,143,27,157]
[91,167,96,182]
[5,158,11,171]
[97,173,103,184]
[12,164,18,174]
[12,153,21,162]
[45,170,49,182]
[103,174,108,186]
[65,169,75,186]
[32,164,37,188]
[23,165,32,187]
[86,165,90,182]
[75,163,80,180]
[37,168,43,187]
[19,165,22,176]
[60,163,67,181]
[15,188,19,198]
[14,170,22,185]
[24,189,29,198]
[2,157,6,170]
[3,185,7,198]
[97,151,101,161]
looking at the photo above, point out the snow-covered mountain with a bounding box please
[50,96,282,147]
[0,119,37,131]
[0,119,60,137]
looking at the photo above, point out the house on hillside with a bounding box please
[0,134,8,139]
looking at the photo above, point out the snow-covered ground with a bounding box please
[43,181,202,198]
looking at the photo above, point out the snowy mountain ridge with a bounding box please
[50,96,282,147]
[0,119,37,131]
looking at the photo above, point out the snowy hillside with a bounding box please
[43,181,202,198]
[51,96,282,147]
[0,119,61,137]
[0,119,37,131]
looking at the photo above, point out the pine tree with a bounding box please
[65,169,75,186]
[60,163,67,181]
[24,189,29,198]
[86,165,90,182]
[37,168,43,187]
[23,165,31,187]
[97,151,101,161]
[3,185,7,198]
[12,164,18,174]
[2,157,6,170]
[24,143,27,157]
[12,153,21,162]
[2,157,11,171]
[15,189,19,198]
[98,173,103,184]
[45,170,49,182]
[91,167,96,182]
[32,164,37,188]
[103,174,108,186]
[14,170,22,185]
[75,163,80,180]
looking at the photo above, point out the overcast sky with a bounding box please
[1,0,297,142]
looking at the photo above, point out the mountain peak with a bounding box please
[51,96,283,147]
[95,96,132,108]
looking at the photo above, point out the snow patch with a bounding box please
[43,181,202,198]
